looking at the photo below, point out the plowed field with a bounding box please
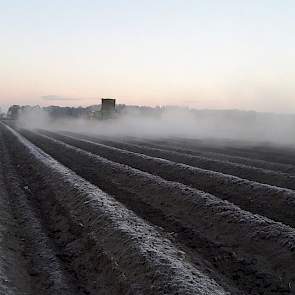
[1,122,295,294]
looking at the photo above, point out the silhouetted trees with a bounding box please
[7,105,21,119]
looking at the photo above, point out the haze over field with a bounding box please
[16,106,295,146]
[1,0,295,113]
[2,2,295,293]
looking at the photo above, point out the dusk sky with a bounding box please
[1,0,295,113]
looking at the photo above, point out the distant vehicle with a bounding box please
[98,98,116,120]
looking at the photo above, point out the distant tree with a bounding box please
[7,105,21,119]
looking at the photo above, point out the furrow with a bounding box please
[99,136,295,175]
[59,131,295,188]
[0,136,31,295]
[18,128,295,294]
[157,138,295,166]
[1,141,83,295]
[36,129,295,229]
[1,123,228,295]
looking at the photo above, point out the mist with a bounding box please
[16,106,295,147]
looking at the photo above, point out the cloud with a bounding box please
[41,95,81,101]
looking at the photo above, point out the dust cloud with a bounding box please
[16,106,295,147]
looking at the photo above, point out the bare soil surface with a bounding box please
[1,122,295,294]
[140,137,295,167]
[76,134,295,175]
[32,130,295,228]
[55,131,295,189]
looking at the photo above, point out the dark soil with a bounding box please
[33,130,295,229]
[2,121,295,294]
[18,128,295,294]
[0,123,230,295]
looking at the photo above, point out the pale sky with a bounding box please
[1,0,295,113]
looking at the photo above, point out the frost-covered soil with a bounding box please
[1,122,295,294]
